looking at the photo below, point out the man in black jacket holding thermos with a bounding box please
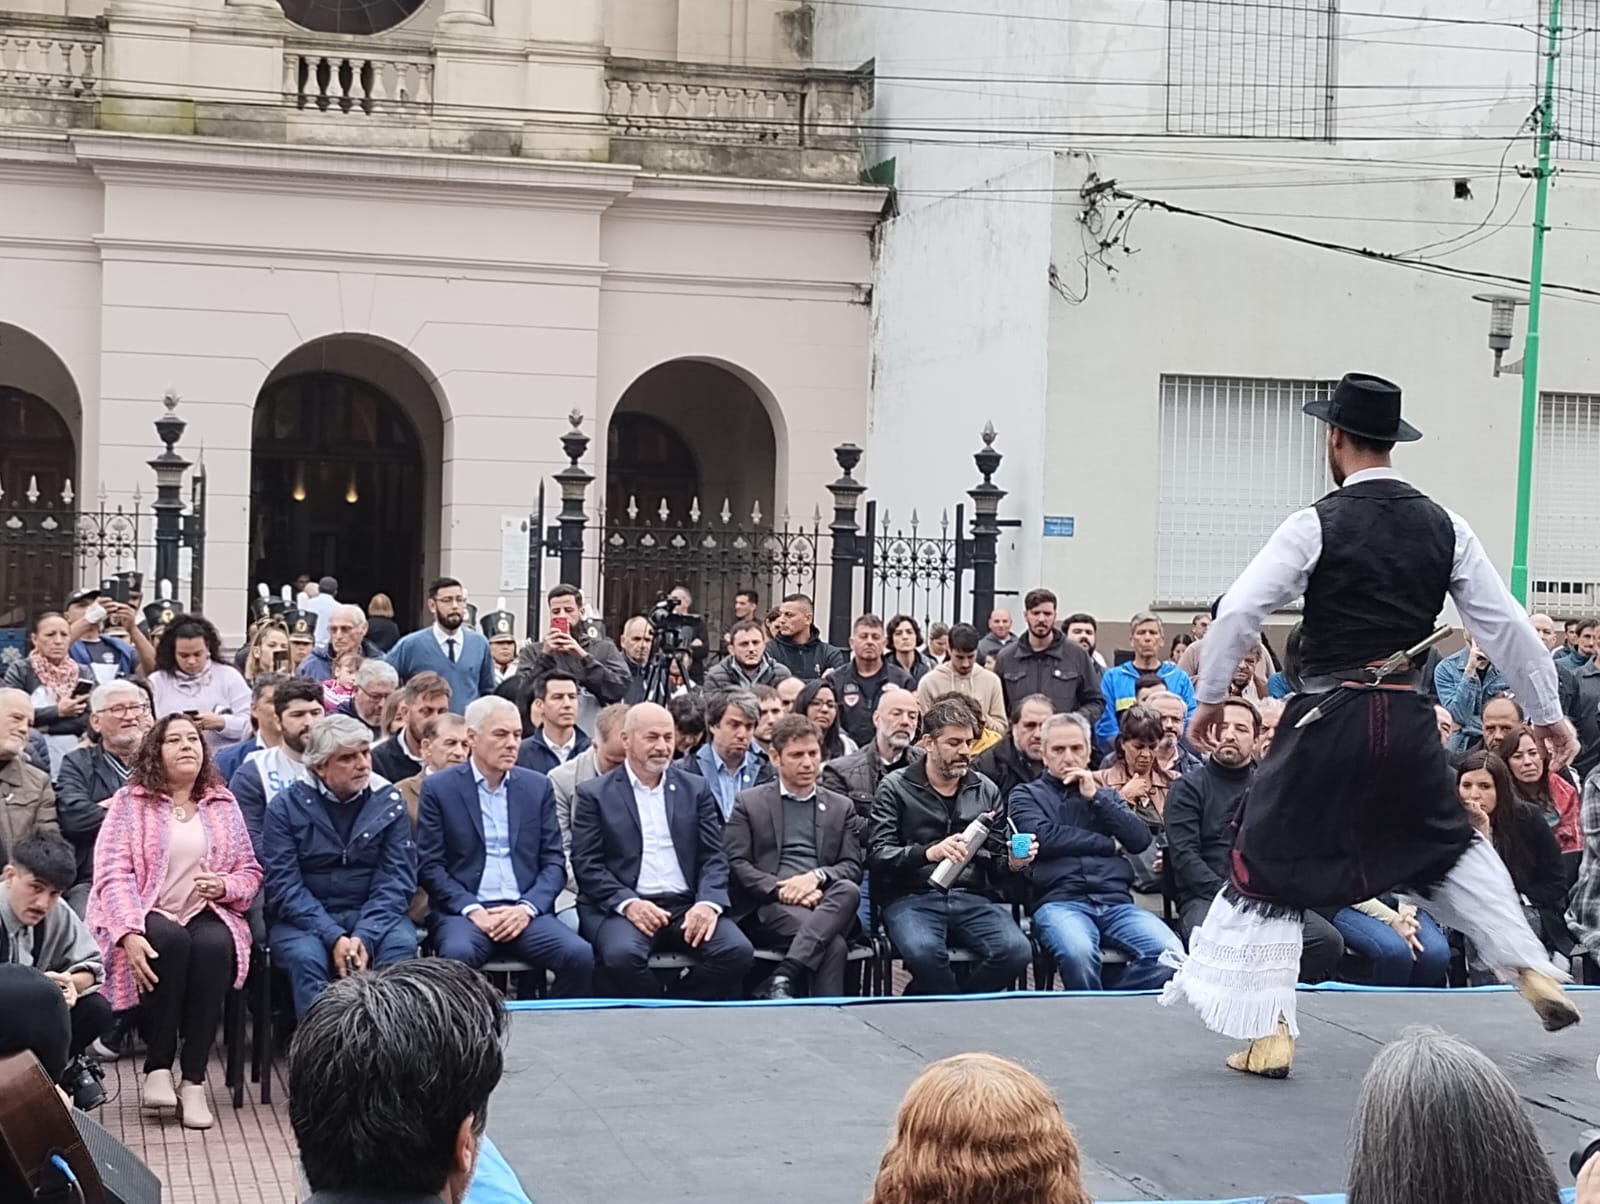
[868,695,1034,995]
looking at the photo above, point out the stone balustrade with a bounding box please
[284,43,435,116]
[605,58,870,150]
[0,18,101,103]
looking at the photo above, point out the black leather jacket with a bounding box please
[868,758,1013,903]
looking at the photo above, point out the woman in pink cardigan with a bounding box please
[86,713,260,1131]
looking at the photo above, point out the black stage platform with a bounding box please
[487,988,1600,1203]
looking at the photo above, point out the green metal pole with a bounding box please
[1510,0,1561,603]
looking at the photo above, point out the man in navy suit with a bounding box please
[417,695,594,997]
[571,701,755,999]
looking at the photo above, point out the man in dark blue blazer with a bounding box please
[417,696,594,997]
[571,701,755,999]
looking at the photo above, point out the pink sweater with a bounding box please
[85,782,262,1011]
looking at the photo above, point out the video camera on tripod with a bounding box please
[640,594,703,704]
[647,594,702,654]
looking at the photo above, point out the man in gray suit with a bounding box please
[548,703,628,929]
[726,713,863,999]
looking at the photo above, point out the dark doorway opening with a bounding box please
[249,372,424,625]
[0,387,77,631]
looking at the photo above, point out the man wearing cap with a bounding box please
[1164,372,1582,1078]
[480,601,519,687]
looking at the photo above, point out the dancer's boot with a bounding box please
[1518,969,1581,1032]
[1225,1018,1294,1079]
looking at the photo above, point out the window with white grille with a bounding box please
[1531,392,1600,613]
[1156,375,1334,608]
[1166,0,1336,139]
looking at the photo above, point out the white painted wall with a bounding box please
[863,155,1054,613]
[816,0,1595,624]
[0,133,880,640]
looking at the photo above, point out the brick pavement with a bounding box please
[97,1046,299,1204]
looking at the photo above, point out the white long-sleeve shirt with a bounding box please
[1199,467,1560,725]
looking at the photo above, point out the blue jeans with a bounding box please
[270,911,418,1017]
[1033,899,1182,991]
[882,890,1032,995]
[1330,906,1450,987]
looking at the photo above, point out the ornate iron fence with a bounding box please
[529,414,1013,647]
[0,482,145,637]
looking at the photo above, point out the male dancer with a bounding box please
[1163,372,1580,1077]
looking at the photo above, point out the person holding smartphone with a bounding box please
[3,613,99,777]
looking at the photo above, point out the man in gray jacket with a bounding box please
[547,703,629,928]
[0,832,112,1080]
[704,621,793,691]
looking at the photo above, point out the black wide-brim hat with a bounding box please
[1302,372,1422,442]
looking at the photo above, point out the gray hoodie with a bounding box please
[0,890,105,987]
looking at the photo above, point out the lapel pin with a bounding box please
[818,802,827,812]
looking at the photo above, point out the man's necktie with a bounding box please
[446,637,458,664]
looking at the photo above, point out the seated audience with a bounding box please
[925,622,950,663]
[1093,707,1173,823]
[669,691,705,755]
[916,622,1007,734]
[332,658,398,740]
[821,687,923,821]
[868,696,1034,995]
[971,694,1052,805]
[1435,704,1457,748]
[725,714,863,999]
[776,675,805,712]
[417,697,593,995]
[372,671,452,784]
[679,690,775,820]
[320,650,361,713]
[796,678,858,760]
[56,680,150,914]
[262,714,417,1016]
[289,959,511,1204]
[1254,697,1285,761]
[1347,1027,1559,1204]
[886,615,937,685]
[0,686,58,853]
[750,682,784,755]
[1011,713,1180,991]
[87,713,260,1129]
[831,614,917,749]
[1477,692,1524,754]
[216,672,285,782]
[1095,612,1197,747]
[230,676,326,855]
[4,612,97,775]
[868,1052,1091,1204]
[394,711,470,923]
[549,703,628,928]
[516,672,592,775]
[1,833,114,1096]
[1495,723,1581,862]
[145,614,253,750]
[1435,635,1508,751]
[570,702,754,999]
[1329,896,1449,988]
[1145,689,1203,776]
[1163,698,1343,983]
[1456,751,1569,958]
[704,620,792,690]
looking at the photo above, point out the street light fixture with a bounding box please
[1473,293,1527,377]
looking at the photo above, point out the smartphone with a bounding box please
[100,577,129,605]
[72,679,94,698]
[551,615,570,636]
[273,649,289,671]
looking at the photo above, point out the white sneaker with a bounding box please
[143,1069,177,1112]
[178,1082,213,1130]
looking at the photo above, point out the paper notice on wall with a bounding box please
[500,515,529,593]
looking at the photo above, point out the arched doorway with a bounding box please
[250,372,425,624]
[0,387,78,631]
[602,359,778,636]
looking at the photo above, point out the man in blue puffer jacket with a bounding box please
[1009,711,1181,992]
[262,713,418,1016]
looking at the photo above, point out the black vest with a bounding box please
[1298,478,1455,677]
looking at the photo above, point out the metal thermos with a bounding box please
[930,813,993,890]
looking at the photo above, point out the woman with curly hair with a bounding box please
[869,1052,1091,1204]
[86,713,261,1129]
[146,613,252,750]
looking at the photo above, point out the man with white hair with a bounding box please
[571,702,754,999]
[0,687,56,857]
[297,603,384,684]
[55,680,149,914]
[262,713,418,1016]
[416,697,593,994]
[1010,712,1181,991]
[332,659,399,740]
